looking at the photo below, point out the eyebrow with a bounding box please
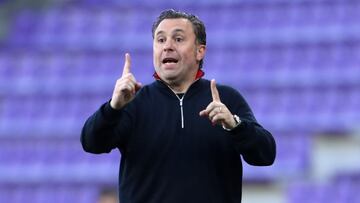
[155,29,185,37]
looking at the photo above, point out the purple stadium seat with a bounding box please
[288,178,360,203]
[0,2,359,201]
[0,184,99,203]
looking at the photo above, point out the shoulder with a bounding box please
[134,81,160,95]
[123,82,159,111]
[195,78,244,99]
[217,83,239,95]
[198,78,239,93]
[212,80,249,107]
[214,81,243,99]
[132,81,170,102]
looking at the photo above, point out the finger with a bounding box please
[122,76,141,92]
[199,109,208,117]
[122,84,136,95]
[122,53,131,76]
[200,103,214,117]
[209,106,225,121]
[208,108,219,120]
[211,79,221,102]
[204,102,221,115]
[120,84,135,94]
[211,114,225,125]
[135,82,142,91]
[116,79,135,92]
[122,73,137,84]
[116,77,135,90]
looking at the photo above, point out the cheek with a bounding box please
[153,49,160,63]
[185,48,198,63]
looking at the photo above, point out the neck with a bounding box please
[166,80,191,94]
[154,69,204,94]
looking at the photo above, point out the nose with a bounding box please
[163,39,174,52]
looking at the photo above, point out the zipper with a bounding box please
[162,80,201,129]
[175,94,185,128]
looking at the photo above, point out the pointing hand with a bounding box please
[110,53,142,110]
[199,79,236,129]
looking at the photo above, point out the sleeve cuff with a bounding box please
[227,118,253,140]
[101,100,124,121]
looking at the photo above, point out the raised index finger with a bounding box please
[211,79,221,102]
[122,53,131,76]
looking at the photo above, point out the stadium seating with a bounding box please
[0,0,359,202]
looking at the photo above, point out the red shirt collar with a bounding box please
[153,69,205,81]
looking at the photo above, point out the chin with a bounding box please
[159,69,178,78]
[159,73,180,84]
[162,74,178,81]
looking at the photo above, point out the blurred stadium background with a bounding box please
[1,0,360,202]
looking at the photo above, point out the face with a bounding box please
[153,18,206,86]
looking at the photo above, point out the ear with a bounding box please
[196,44,206,61]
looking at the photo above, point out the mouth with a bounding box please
[162,57,179,65]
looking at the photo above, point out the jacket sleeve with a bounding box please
[224,88,276,166]
[80,101,133,154]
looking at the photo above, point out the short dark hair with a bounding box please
[152,9,207,69]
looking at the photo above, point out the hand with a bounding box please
[199,79,236,129]
[110,53,142,110]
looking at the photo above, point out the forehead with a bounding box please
[155,18,194,35]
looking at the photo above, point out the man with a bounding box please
[81,9,276,203]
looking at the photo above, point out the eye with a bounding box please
[175,37,183,42]
[157,37,165,43]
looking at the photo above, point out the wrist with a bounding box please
[223,114,241,131]
[110,100,122,110]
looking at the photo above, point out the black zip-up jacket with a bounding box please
[81,78,276,203]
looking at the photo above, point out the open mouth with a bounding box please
[162,57,179,64]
